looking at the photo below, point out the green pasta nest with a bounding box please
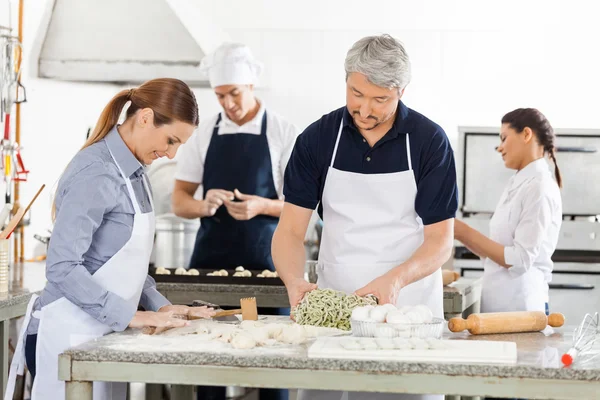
[293,288,377,331]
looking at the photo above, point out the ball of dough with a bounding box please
[231,333,257,349]
[412,304,434,323]
[257,274,265,278]
[275,324,307,344]
[155,267,171,275]
[386,310,410,324]
[187,268,200,276]
[398,305,413,314]
[405,310,425,324]
[381,303,397,313]
[262,269,271,275]
[240,320,265,330]
[351,306,371,321]
[369,306,388,323]
[233,272,244,277]
[266,323,284,339]
[174,267,186,275]
[218,270,229,277]
[235,266,245,272]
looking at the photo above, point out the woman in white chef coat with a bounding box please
[455,108,563,314]
[4,78,215,400]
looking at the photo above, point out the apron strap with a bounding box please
[213,113,223,136]
[141,174,154,210]
[259,111,268,137]
[329,120,344,168]
[405,134,412,170]
[4,294,39,400]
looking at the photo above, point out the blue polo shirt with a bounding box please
[283,101,458,225]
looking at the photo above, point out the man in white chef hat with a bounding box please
[173,42,298,400]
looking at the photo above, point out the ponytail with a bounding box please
[82,89,132,150]
[548,147,563,188]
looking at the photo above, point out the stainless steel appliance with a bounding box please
[454,126,600,325]
[151,213,200,270]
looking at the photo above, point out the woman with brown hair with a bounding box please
[5,78,215,400]
[455,108,563,316]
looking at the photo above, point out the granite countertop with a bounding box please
[0,262,46,313]
[64,318,598,382]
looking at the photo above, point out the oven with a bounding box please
[453,127,600,325]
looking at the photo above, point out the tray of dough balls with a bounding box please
[151,265,284,286]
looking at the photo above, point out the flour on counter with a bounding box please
[103,317,348,353]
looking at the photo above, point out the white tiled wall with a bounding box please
[1,0,599,257]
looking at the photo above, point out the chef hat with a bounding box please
[200,43,263,88]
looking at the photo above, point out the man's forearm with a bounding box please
[272,226,306,285]
[172,190,204,219]
[392,232,453,288]
[261,198,284,217]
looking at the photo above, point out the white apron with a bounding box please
[481,179,547,313]
[4,148,155,400]
[298,121,443,400]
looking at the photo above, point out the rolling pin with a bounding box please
[442,270,460,286]
[448,311,565,335]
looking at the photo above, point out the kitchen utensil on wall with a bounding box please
[448,311,565,335]
[0,183,44,239]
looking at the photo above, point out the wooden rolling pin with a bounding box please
[448,311,565,335]
[442,270,460,286]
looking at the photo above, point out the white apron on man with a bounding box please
[298,121,443,400]
[4,147,155,400]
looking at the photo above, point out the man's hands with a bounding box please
[286,277,318,309]
[354,270,403,305]
[200,189,234,217]
[224,189,269,220]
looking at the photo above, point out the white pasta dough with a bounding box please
[231,333,256,349]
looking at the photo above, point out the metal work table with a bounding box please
[0,262,45,398]
[58,319,597,400]
[156,276,482,318]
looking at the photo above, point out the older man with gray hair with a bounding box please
[272,34,456,400]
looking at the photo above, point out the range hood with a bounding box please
[31,0,229,86]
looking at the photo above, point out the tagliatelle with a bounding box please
[293,288,377,331]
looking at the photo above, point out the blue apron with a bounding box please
[189,112,279,271]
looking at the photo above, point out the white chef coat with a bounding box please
[481,157,562,312]
[175,101,299,199]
